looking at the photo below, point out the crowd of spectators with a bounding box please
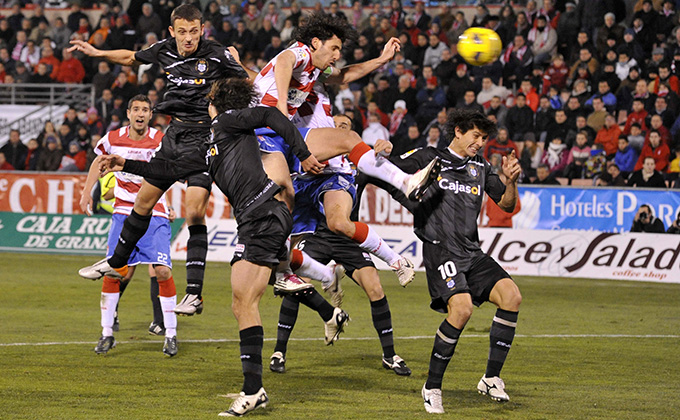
[1,0,680,187]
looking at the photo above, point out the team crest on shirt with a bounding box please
[466,163,479,178]
[446,279,456,289]
[196,59,209,74]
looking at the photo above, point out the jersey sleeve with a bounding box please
[484,160,507,203]
[133,39,165,65]
[94,133,110,156]
[216,44,249,78]
[291,45,311,70]
[389,147,435,174]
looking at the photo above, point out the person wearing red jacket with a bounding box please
[651,63,680,96]
[37,45,60,80]
[594,114,622,156]
[484,127,519,161]
[623,98,648,134]
[518,78,540,112]
[55,48,85,83]
[635,129,671,172]
[483,192,522,228]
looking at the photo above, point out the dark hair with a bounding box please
[649,129,660,137]
[128,94,151,109]
[444,108,497,142]
[171,4,203,26]
[207,78,258,113]
[293,12,357,46]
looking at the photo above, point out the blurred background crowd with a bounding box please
[0,0,679,190]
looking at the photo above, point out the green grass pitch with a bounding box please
[0,252,679,419]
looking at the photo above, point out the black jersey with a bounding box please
[392,147,507,258]
[135,38,248,122]
[208,106,312,222]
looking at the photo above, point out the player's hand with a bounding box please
[99,154,126,176]
[379,37,401,62]
[227,46,242,65]
[501,150,521,184]
[301,155,325,174]
[79,192,93,216]
[373,139,393,157]
[68,39,99,57]
[168,207,177,222]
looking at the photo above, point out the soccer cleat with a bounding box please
[163,336,178,357]
[148,322,166,336]
[390,257,415,287]
[382,354,412,376]
[112,312,119,332]
[273,273,314,296]
[405,156,441,201]
[94,335,116,355]
[78,258,124,280]
[477,376,509,402]
[324,307,350,345]
[422,384,445,414]
[269,351,286,373]
[323,264,345,308]
[218,387,269,417]
[174,293,203,316]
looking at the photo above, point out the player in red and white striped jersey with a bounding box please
[79,95,179,357]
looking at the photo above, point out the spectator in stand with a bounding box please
[594,114,622,157]
[328,1,348,22]
[0,129,27,170]
[434,48,457,87]
[482,173,522,228]
[501,34,534,89]
[587,97,608,132]
[58,140,86,172]
[569,48,599,81]
[52,18,72,53]
[534,96,555,141]
[36,46,60,80]
[457,89,484,114]
[422,33,447,70]
[476,76,510,109]
[520,133,543,179]
[595,12,625,57]
[629,156,668,188]
[627,123,646,152]
[447,64,474,108]
[424,125,445,149]
[96,89,114,126]
[528,15,557,64]
[29,62,52,84]
[204,1,224,31]
[422,109,448,142]
[446,11,469,45]
[89,17,111,45]
[362,112,390,147]
[85,107,105,138]
[651,62,680,95]
[564,130,592,180]
[585,80,617,113]
[516,79,538,112]
[533,163,561,185]
[484,127,518,161]
[388,100,416,156]
[623,98,649,134]
[546,109,574,145]
[646,114,672,146]
[111,71,137,105]
[541,136,569,176]
[20,40,40,71]
[233,21,254,56]
[36,135,62,172]
[486,96,508,129]
[136,3,163,42]
[263,34,284,62]
[584,145,607,179]
[506,93,535,143]
[395,74,417,115]
[665,209,680,234]
[254,19,280,56]
[646,95,675,129]
[24,138,41,171]
[0,152,14,170]
[545,54,569,91]
[602,163,628,186]
[376,76,398,115]
[615,136,639,174]
[615,47,638,82]
[635,129,671,172]
[56,47,85,84]
[631,204,666,232]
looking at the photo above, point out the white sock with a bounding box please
[295,251,334,287]
[159,296,177,338]
[357,224,402,266]
[356,152,410,193]
[101,292,119,337]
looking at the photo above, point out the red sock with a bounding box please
[351,221,369,243]
[348,142,372,166]
[158,276,176,297]
[290,249,304,271]
[102,276,120,293]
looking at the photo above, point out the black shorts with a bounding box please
[423,242,510,313]
[145,121,213,191]
[294,224,375,278]
[231,199,292,266]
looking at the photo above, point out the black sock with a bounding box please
[370,296,395,359]
[297,288,334,322]
[150,276,163,326]
[425,319,462,390]
[185,224,207,296]
[115,279,130,313]
[239,325,263,395]
[109,210,151,268]
[485,309,518,378]
[274,295,299,355]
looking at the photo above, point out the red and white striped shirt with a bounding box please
[255,42,321,117]
[95,126,168,218]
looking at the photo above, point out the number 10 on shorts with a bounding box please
[438,261,457,279]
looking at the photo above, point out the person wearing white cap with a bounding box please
[389,99,417,156]
[596,12,624,56]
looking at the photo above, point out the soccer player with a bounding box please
[79,95,179,357]
[389,109,522,413]
[70,4,257,316]
[270,113,411,376]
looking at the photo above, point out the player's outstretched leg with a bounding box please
[149,273,165,335]
[270,295,300,373]
[290,248,345,306]
[155,265,178,357]
[95,276,120,355]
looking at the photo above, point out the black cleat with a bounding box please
[382,355,412,376]
[94,336,116,355]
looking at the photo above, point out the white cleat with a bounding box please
[273,273,314,296]
[174,293,203,316]
[405,156,441,201]
[218,387,269,417]
[324,307,350,345]
[323,264,345,308]
[477,376,510,402]
[422,384,445,414]
[78,258,123,280]
[390,257,415,287]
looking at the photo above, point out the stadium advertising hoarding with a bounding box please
[0,212,185,255]
[171,220,680,284]
[0,171,232,219]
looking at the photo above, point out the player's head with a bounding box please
[169,4,204,56]
[333,113,352,130]
[293,12,357,69]
[207,78,258,114]
[127,94,152,134]
[444,109,497,158]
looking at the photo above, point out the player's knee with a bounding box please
[345,130,361,148]
[450,301,473,323]
[326,216,353,237]
[505,289,522,311]
[154,265,172,281]
[364,284,385,301]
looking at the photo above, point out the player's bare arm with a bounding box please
[373,139,393,157]
[498,150,521,212]
[228,46,258,80]
[68,40,138,66]
[80,155,105,216]
[274,50,296,117]
[325,37,401,85]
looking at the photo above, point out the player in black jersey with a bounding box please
[70,4,291,316]
[388,109,522,413]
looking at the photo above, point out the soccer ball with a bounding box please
[457,28,503,66]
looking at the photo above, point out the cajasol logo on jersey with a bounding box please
[166,72,205,86]
[438,178,482,196]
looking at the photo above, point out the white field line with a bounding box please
[0,334,678,347]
